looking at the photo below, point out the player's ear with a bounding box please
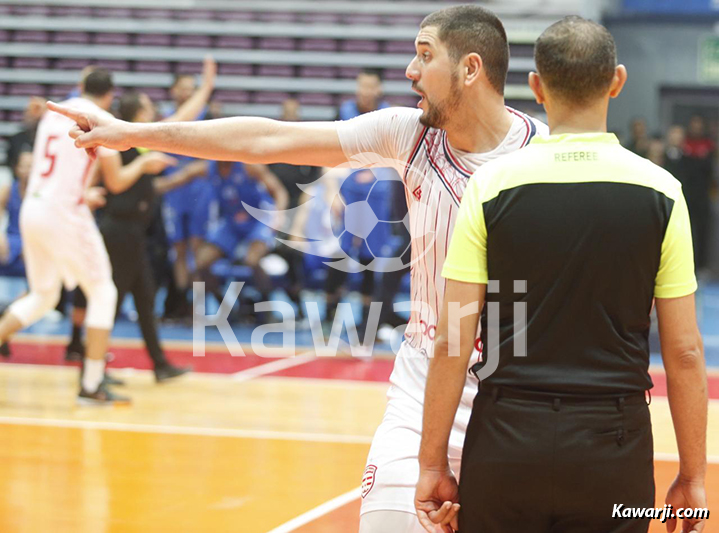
[528,72,544,104]
[463,53,483,86]
[609,65,627,99]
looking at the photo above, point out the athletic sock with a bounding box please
[82,358,106,393]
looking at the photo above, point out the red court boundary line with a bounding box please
[3,336,719,397]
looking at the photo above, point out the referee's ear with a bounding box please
[528,72,545,105]
[609,65,628,99]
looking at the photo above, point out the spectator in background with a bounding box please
[193,161,288,323]
[646,135,665,167]
[6,97,45,171]
[682,114,716,272]
[338,69,390,120]
[160,57,216,320]
[0,151,30,277]
[625,116,649,157]
[269,98,321,318]
[664,125,687,183]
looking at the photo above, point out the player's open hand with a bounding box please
[46,101,134,154]
[665,475,707,532]
[83,187,107,210]
[415,467,460,533]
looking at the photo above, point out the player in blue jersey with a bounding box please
[0,150,30,277]
[194,161,288,319]
[337,69,390,121]
[159,57,216,317]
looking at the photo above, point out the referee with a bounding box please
[416,17,707,533]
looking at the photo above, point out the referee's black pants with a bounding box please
[99,216,168,370]
[459,385,654,533]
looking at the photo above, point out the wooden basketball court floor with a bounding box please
[0,335,717,533]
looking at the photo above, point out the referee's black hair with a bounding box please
[421,5,509,96]
[118,90,144,122]
[534,16,617,106]
[83,68,114,97]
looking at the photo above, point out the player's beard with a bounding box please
[419,72,462,129]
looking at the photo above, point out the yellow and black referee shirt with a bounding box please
[443,132,697,394]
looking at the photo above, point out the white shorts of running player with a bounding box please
[360,341,476,518]
[17,198,115,331]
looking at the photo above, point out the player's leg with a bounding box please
[65,216,127,404]
[130,250,190,382]
[359,510,426,533]
[78,277,125,403]
[359,343,428,527]
[0,212,63,341]
[65,288,87,361]
[244,224,274,298]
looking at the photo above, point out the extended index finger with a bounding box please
[46,101,86,124]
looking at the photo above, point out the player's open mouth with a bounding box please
[412,88,425,107]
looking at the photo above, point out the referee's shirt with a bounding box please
[443,132,697,395]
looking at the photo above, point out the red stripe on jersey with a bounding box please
[426,151,461,205]
[403,126,429,183]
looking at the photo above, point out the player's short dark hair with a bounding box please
[83,68,114,97]
[118,91,143,122]
[359,68,383,82]
[420,5,509,96]
[534,16,617,106]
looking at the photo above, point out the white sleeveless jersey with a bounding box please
[28,97,117,205]
[337,106,547,358]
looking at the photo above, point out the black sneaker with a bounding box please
[102,373,125,386]
[0,341,10,358]
[77,384,131,406]
[154,364,191,383]
[65,341,85,362]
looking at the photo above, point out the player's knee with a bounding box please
[359,510,425,533]
[8,288,61,327]
[84,281,117,330]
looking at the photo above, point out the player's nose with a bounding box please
[406,57,420,82]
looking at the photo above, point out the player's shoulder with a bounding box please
[354,106,422,126]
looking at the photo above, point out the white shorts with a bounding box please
[20,198,113,293]
[360,341,478,516]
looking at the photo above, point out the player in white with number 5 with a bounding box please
[0,69,174,405]
[48,6,546,530]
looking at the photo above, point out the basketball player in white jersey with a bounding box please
[0,69,174,404]
[49,5,546,528]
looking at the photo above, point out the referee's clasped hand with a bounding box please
[415,467,460,533]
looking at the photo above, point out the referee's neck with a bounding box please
[545,97,609,136]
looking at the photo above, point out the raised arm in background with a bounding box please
[162,56,217,124]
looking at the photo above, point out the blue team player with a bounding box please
[337,69,390,120]
[0,150,30,278]
[159,57,216,313]
[194,161,288,319]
